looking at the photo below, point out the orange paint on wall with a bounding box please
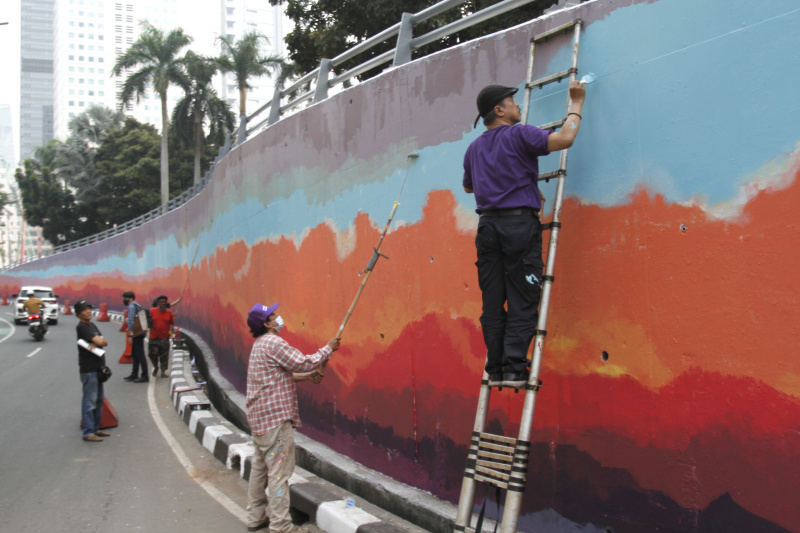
[3,166,799,530]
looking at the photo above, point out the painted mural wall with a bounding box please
[3,0,799,530]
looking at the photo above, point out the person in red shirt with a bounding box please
[148,295,174,378]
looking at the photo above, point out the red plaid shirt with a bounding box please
[245,332,332,435]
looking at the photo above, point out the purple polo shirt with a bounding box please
[463,124,551,213]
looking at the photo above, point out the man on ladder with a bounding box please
[463,80,586,390]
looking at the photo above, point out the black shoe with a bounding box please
[123,375,137,381]
[133,376,149,383]
[501,371,529,389]
[487,373,503,387]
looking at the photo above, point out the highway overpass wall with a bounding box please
[3,0,799,530]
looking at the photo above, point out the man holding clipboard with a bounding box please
[75,300,110,442]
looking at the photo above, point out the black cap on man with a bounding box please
[474,85,518,127]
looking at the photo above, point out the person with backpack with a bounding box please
[122,290,149,383]
[148,295,174,378]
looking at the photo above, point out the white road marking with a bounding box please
[26,348,42,358]
[0,317,15,344]
[146,374,248,523]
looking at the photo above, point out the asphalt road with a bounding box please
[0,309,252,532]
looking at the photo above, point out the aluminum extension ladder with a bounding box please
[454,19,583,533]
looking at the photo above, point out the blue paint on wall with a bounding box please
[7,0,799,278]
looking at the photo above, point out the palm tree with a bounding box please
[112,22,192,206]
[56,106,124,199]
[68,105,124,146]
[171,52,235,184]
[33,140,60,170]
[216,30,284,139]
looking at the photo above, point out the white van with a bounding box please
[14,286,60,325]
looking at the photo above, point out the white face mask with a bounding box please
[272,315,284,333]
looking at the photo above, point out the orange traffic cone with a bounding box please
[119,333,133,364]
[80,396,119,431]
[100,397,119,429]
[1,294,7,305]
[63,299,73,315]
[119,310,128,332]
[97,303,110,322]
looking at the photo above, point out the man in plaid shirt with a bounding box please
[245,302,341,532]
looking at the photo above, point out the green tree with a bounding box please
[56,105,125,201]
[15,118,215,245]
[92,118,162,227]
[216,30,284,131]
[270,0,554,81]
[112,22,192,206]
[171,51,235,184]
[89,117,218,227]
[68,105,125,146]
[14,142,85,245]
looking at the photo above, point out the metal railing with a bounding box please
[245,0,569,136]
[0,0,580,273]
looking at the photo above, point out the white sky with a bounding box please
[0,0,22,163]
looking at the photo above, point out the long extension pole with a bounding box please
[335,200,399,338]
[323,152,418,369]
[180,243,201,299]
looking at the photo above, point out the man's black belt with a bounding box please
[479,207,538,217]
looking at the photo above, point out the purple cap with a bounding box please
[247,302,279,333]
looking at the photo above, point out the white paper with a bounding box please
[77,339,105,357]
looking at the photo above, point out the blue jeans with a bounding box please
[80,371,104,437]
[130,335,148,378]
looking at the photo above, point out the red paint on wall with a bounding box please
[2,168,799,530]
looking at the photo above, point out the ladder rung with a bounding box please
[479,441,515,454]
[478,432,517,445]
[474,473,509,489]
[476,459,512,472]
[538,170,566,182]
[528,68,573,89]
[476,465,510,481]
[477,449,513,462]
[538,118,566,130]
[532,19,581,43]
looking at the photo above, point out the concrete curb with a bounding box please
[168,335,414,533]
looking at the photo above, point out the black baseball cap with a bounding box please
[474,85,518,127]
[74,300,92,314]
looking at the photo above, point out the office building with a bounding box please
[19,0,55,161]
[51,0,286,140]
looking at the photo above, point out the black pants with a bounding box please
[130,335,148,378]
[475,214,544,374]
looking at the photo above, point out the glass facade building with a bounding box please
[20,0,56,161]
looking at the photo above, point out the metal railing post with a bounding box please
[268,85,283,125]
[222,132,232,156]
[314,58,332,102]
[393,12,414,66]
